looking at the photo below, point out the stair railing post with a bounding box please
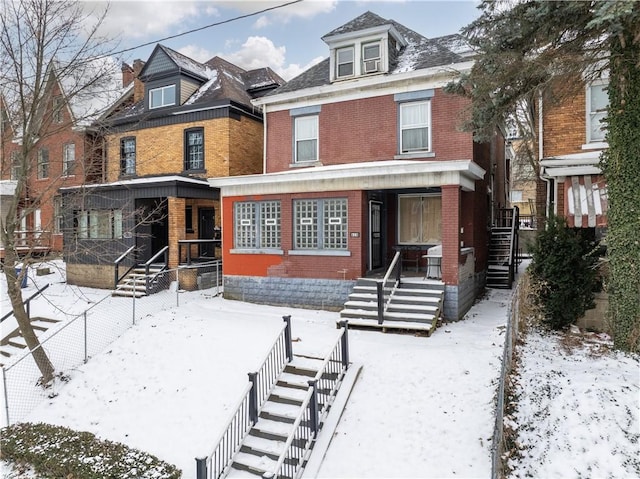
[339,320,350,369]
[376,281,384,325]
[195,456,207,479]
[307,379,319,437]
[283,315,292,362]
[132,276,136,325]
[248,372,258,424]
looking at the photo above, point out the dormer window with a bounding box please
[149,84,176,109]
[336,47,354,78]
[362,42,381,74]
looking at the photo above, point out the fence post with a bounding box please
[376,281,384,325]
[195,457,207,479]
[339,320,350,369]
[176,268,180,308]
[308,379,319,437]
[248,372,258,424]
[2,367,9,426]
[132,276,136,325]
[283,315,292,362]
[83,312,88,363]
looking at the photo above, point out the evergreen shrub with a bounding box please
[529,216,599,329]
[0,422,181,479]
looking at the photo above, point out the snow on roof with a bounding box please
[158,45,210,79]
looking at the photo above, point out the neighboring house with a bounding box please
[62,44,284,288]
[0,64,123,259]
[210,12,509,320]
[539,74,609,236]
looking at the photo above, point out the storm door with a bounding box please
[369,200,383,270]
[198,207,215,257]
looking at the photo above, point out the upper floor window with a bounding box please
[587,82,608,143]
[120,137,136,176]
[336,46,354,78]
[294,198,347,250]
[234,201,281,249]
[184,128,204,171]
[362,42,381,74]
[53,96,63,123]
[400,101,431,153]
[149,85,176,109]
[37,148,49,179]
[63,143,75,176]
[10,151,21,180]
[294,116,318,163]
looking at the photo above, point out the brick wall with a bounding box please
[265,89,475,173]
[441,185,461,285]
[543,84,588,158]
[105,116,263,181]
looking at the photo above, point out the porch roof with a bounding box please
[208,159,485,196]
[540,150,604,177]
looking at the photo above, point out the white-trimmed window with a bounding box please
[149,85,176,109]
[63,143,75,176]
[294,198,348,250]
[10,151,21,180]
[75,209,123,239]
[184,128,204,170]
[587,82,608,143]
[37,148,49,179]
[362,42,381,74]
[53,96,63,123]
[54,196,63,234]
[400,101,431,153]
[234,201,281,249]
[336,46,354,78]
[120,137,136,176]
[398,194,441,245]
[294,116,318,163]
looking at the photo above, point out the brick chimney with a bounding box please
[121,62,134,88]
[132,59,146,103]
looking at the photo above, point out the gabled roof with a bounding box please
[264,12,473,97]
[106,45,284,125]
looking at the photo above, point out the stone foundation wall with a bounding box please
[577,292,609,333]
[444,271,485,321]
[66,263,113,290]
[223,275,355,311]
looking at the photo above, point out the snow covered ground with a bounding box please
[505,328,640,478]
[1,260,638,478]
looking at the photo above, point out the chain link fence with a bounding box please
[1,261,222,426]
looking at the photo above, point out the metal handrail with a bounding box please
[0,283,50,323]
[114,246,136,288]
[377,251,402,324]
[197,317,292,479]
[144,246,169,292]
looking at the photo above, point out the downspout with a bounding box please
[261,105,267,174]
[538,91,553,223]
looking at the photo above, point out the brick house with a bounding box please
[0,64,123,259]
[210,12,508,320]
[539,74,609,236]
[62,44,283,288]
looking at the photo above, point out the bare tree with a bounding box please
[0,0,119,383]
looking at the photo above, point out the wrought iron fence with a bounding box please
[1,263,222,426]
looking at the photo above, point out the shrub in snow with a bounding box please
[529,216,599,330]
[0,422,181,478]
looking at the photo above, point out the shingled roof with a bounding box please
[107,44,284,125]
[268,11,473,96]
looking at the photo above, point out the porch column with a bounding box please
[167,197,185,269]
[441,185,461,285]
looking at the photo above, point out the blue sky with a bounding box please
[89,0,480,80]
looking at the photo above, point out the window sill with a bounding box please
[230,248,284,255]
[288,249,351,257]
[183,169,207,175]
[394,151,435,160]
[289,161,322,168]
[581,142,608,150]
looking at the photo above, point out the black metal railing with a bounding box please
[114,246,136,288]
[196,316,293,479]
[143,246,169,293]
[0,283,50,324]
[495,206,520,287]
[376,251,402,324]
[268,321,350,479]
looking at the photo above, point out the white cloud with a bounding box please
[177,45,214,63]
[242,0,338,28]
[87,1,218,40]
[254,15,271,29]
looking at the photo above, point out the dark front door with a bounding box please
[199,207,215,257]
[369,200,383,270]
